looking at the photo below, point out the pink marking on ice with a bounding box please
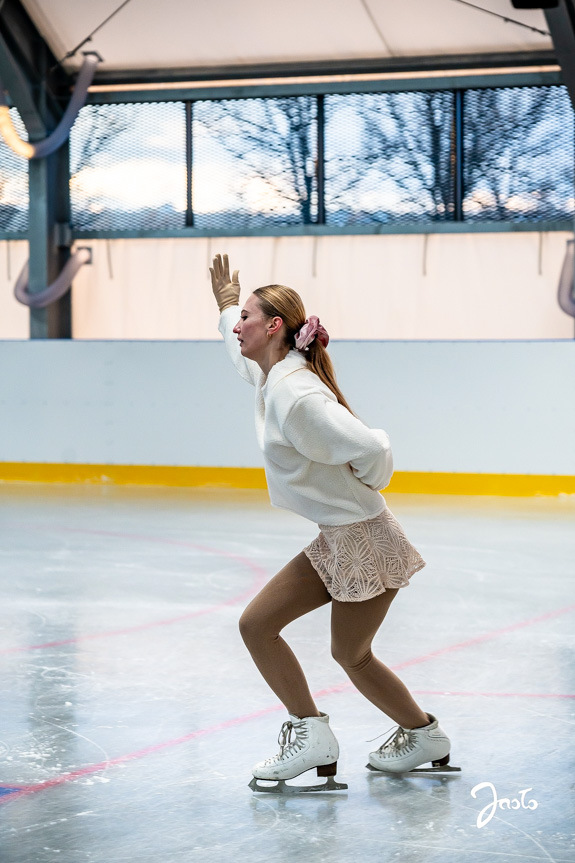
[410,689,575,699]
[1,703,287,802]
[3,600,574,803]
[390,602,575,671]
[1,526,574,804]
[0,527,269,655]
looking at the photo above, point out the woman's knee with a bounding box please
[238,605,277,648]
[331,641,373,674]
[238,606,257,646]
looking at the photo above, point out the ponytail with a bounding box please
[304,340,354,415]
[253,284,354,415]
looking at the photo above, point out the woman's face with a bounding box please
[233,293,273,360]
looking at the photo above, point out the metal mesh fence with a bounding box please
[61,85,574,233]
[463,85,574,222]
[0,108,29,232]
[69,102,187,231]
[192,96,318,228]
[324,91,455,224]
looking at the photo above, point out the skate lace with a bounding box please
[277,719,308,758]
[374,726,416,757]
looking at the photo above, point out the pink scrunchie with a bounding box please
[294,316,329,352]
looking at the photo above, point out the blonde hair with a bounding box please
[253,285,354,414]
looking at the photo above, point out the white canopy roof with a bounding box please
[21,0,553,76]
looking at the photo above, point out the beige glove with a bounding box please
[209,253,240,313]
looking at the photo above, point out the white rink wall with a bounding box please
[0,339,574,476]
[1,232,573,340]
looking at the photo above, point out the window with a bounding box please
[70,102,187,231]
[193,96,318,228]
[325,91,455,224]
[0,108,28,232]
[463,85,574,222]
[61,84,574,234]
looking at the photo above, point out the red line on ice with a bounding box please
[2,600,573,803]
[0,527,269,655]
[389,602,575,671]
[0,704,287,803]
[411,689,575,699]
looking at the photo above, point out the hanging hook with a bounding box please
[0,53,101,160]
[557,239,575,319]
[14,247,92,308]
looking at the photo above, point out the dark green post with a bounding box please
[28,139,72,338]
[0,0,73,338]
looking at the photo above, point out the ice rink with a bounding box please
[0,484,574,863]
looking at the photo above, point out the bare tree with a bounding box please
[69,105,132,229]
[463,86,573,220]
[194,97,317,225]
[196,92,452,226]
[325,86,573,223]
[64,86,572,233]
[325,91,454,223]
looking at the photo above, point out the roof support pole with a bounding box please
[27,139,72,338]
[316,94,325,225]
[0,0,73,337]
[545,1,575,335]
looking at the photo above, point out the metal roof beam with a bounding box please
[0,0,71,133]
[545,0,575,108]
[0,28,43,135]
[92,50,558,87]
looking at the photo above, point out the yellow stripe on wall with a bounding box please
[387,471,575,496]
[0,463,574,496]
[0,463,267,489]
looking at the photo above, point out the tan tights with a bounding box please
[239,551,429,728]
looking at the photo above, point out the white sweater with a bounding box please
[219,306,393,526]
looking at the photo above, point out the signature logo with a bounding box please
[470,782,538,829]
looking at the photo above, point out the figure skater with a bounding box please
[209,253,457,793]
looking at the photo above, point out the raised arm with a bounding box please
[210,253,260,386]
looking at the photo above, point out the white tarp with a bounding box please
[1,233,572,341]
[21,0,552,74]
[68,233,572,341]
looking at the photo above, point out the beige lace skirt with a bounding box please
[303,508,425,602]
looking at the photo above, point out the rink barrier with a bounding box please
[0,463,574,496]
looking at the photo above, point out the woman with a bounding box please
[209,253,454,791]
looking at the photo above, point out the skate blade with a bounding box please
[249,775,348,794]
[366,762,461,775]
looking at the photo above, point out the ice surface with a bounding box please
[0,484,574,863]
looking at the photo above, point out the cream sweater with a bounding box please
[219,306,393,526]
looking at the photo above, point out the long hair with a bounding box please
[253,285,354,414]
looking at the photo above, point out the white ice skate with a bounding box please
[367,713,461,774]
[249,712,348,794]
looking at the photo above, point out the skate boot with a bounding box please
[367,713,460,774]
[249,712,348,793]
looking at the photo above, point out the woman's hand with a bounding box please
[210,253,240,313]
